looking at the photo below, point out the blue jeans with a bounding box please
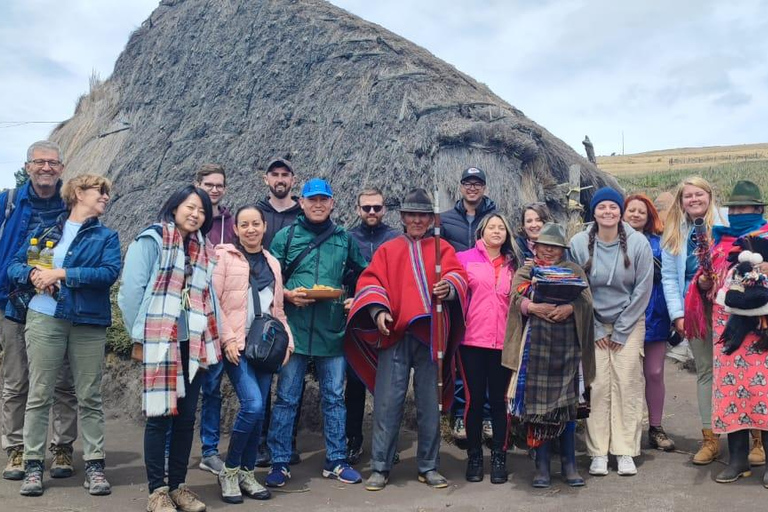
[224,356,271,470]
[200,360,224,457]
[268,354,346,464]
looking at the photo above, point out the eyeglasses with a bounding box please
[28,159,63,168]
[201,183,225,191]
[461,181,484,190]
[88,184,110,195]
[360,205,384,213]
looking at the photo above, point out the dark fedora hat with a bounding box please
[533,222,569,248]
[723,180,767,207]
[400,188,434,214]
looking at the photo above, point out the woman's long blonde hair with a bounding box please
[661,176,718,255]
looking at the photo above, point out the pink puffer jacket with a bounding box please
[212,244,294,352]
[456,240,513,350]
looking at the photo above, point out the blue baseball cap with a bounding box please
[301,178,333,198]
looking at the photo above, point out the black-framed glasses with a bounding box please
[461,181,484,190]
[360,205,384,213]
[28,159,62,168]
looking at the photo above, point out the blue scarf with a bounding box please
[712,214,767,244]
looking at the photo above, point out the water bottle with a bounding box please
[27,238,40,266]
[38,241,55,270]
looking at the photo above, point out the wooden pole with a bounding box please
[433,177,444,412]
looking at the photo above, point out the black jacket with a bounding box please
[257,196,302,250]
[440,197,497,252]
[349,222,400,262]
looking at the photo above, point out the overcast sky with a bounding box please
[1,0,766,189]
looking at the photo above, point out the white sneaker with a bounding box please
[589,456,609,476]
[617,455,637,476]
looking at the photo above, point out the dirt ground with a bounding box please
[1,361,767,511]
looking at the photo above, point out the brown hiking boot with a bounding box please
[49,444,74,478]
[692,429,720,465]
[170,484,205,512]
[749,429,765,466]
[3,446,25,480]
[147,486,176,512]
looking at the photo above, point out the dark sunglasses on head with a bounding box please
[360,205,384,213]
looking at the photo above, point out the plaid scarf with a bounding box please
[143,222,220,417]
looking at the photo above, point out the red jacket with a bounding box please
[345,235,468,410]
[457,240,513,350]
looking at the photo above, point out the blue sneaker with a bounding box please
[322,460,362,484]
[265,464,290,488]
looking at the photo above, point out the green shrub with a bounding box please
[106,285,132,357]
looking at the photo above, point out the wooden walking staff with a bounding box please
[432,177,445,412]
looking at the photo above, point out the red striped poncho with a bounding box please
[344,235,468,411]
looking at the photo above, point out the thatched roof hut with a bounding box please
[52,0,617,241]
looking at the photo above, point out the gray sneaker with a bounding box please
[83,460,111,496]
[365,471,389,491]
[238,468,271,500]
[20,460,44,496]
[218,465,243,504]
[200,453,225,475]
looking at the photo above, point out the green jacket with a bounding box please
[270,215,367,356]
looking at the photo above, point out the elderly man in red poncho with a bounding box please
[345,188,468,491]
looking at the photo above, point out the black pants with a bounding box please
[459,345,511,452]
[145,341,203,493]
[345,364,366,441]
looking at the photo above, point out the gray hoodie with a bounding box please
[570,222,653,344]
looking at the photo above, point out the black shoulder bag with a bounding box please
[244,276,290,374]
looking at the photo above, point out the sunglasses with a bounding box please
[360,205,384,213]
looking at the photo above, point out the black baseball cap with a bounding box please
[460,167,486,184]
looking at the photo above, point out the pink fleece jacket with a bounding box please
[456,240,513,350]
[212,244,294,352]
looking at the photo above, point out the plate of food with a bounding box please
[296,284,343,300]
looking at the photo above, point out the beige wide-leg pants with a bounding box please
[586,320,646,457]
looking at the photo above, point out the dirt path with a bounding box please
[1,362,766,511]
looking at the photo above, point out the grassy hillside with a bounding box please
[616,160,768,200]
[599,143,768,200]
[598,143,768,177]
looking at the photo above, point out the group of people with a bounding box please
[2,140,768,512]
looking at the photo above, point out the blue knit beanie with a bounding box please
[590,187,625,216]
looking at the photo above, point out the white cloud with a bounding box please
[2,0,766,189]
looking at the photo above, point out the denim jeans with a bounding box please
[145,341,203,493]
[224,356,271,470]
[268,354,346,464]
[199,360,224,457]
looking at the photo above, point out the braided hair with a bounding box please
[583,221,631,274]
[617,222,632,269]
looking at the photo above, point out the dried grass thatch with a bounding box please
[52,0,618,243]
